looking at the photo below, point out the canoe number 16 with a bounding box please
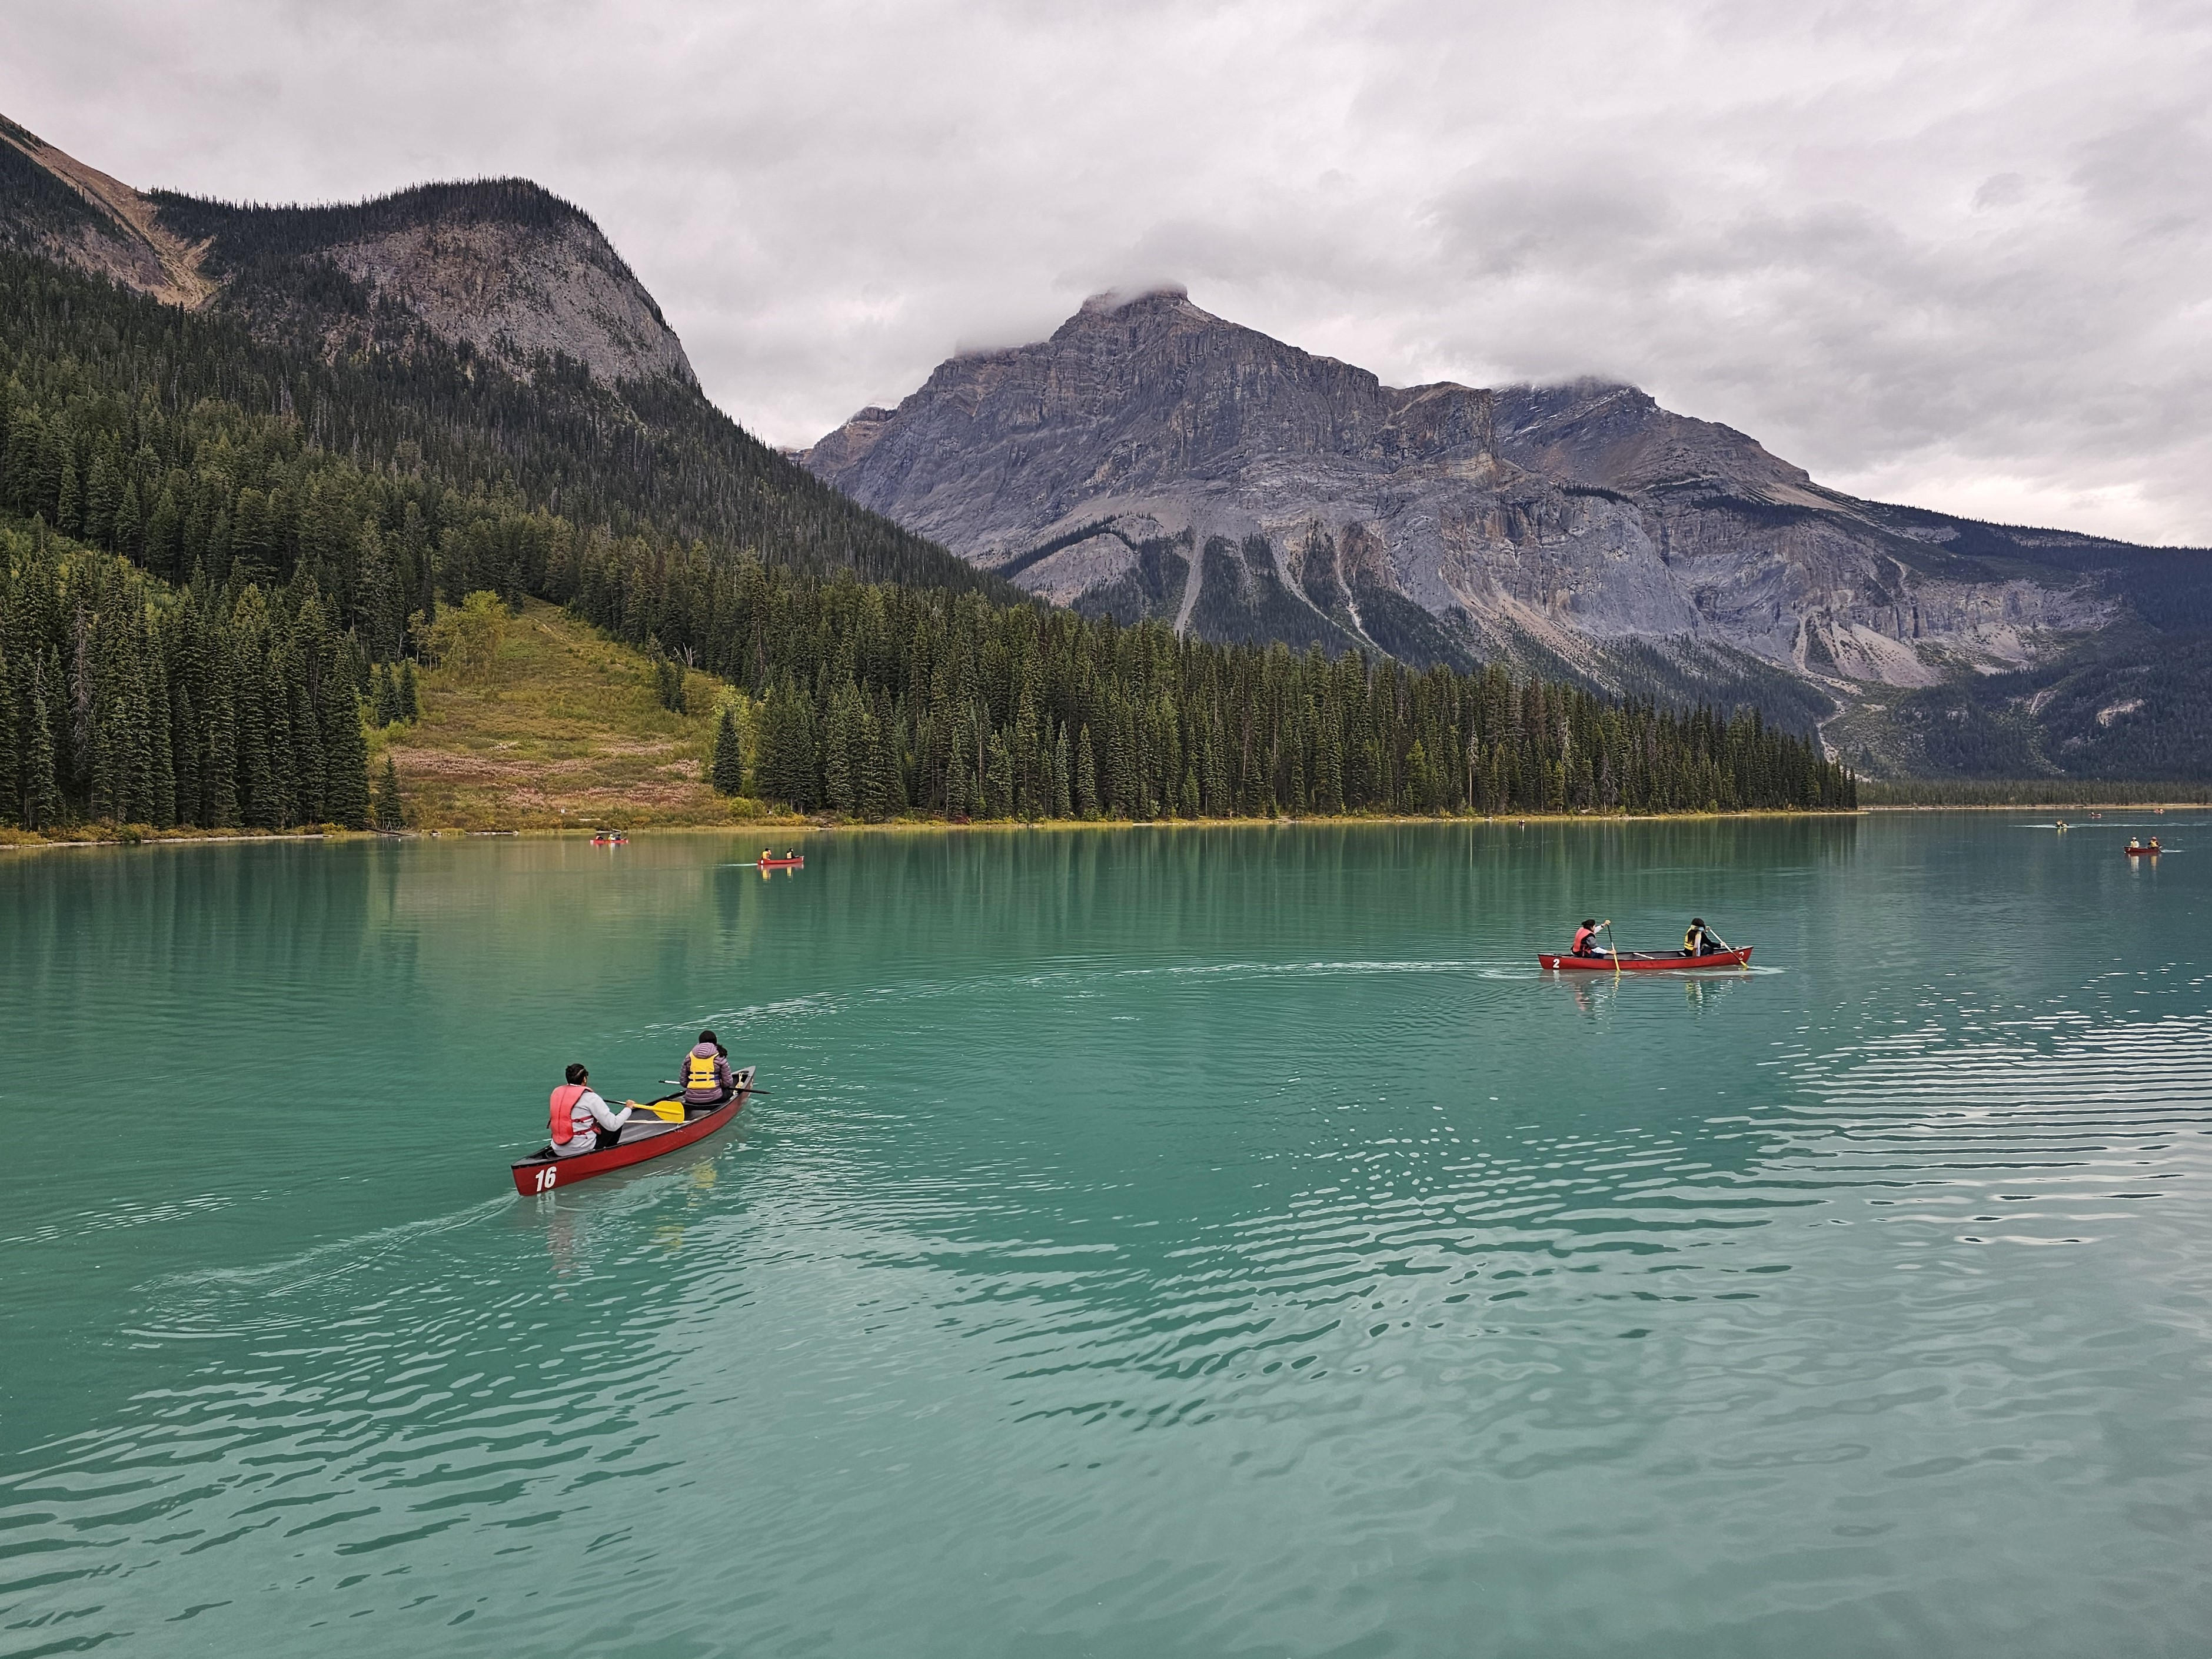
[533,1166,558,1192]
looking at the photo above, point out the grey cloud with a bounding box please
[2,0,2208,543]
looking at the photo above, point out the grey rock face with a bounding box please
[312,214,695,388]
[802,287,2128,707]
[0,112,693,390]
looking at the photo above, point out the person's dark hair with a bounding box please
[1691,917,1705,926]
[698,1029,717,1046]
[1582,918,1596,929]
[565,1063,588,1086]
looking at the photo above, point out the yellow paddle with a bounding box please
[623,1097,687,1123]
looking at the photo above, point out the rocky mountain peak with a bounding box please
[1072,282,1197,319]
[804,291,2152,726]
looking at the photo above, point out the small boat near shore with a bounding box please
[1539,947,1754,972]
[511,1067,753,1194]
[757,854,803,869]
[591,832,628,846]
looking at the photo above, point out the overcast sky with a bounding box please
[6,0,2210,544]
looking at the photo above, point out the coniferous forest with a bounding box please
[0,245,1852,832]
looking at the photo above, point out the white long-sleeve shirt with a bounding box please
[552,1089,632,1155]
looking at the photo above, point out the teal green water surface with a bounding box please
[4,816,2211,1657]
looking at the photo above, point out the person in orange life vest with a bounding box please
[680,1030,736,1107]
[1571,918,1612,958]
[549,1063,633,1156]
[1682,918,1719,957]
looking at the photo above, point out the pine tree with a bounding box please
[291,664,325,823]
[202,646,239,827]
[320,674,370,830]
[857,703,891,820]
[112,480,143,561]
[22,652,61,829]
[0,648,16,817]
[262,655,298,827]
[823,682,859,813]
[146,487,181,580]
[1076,724,1097,818]
[710,706,744,794]
[122,654,155,824]
[372,756,405,830]
[986,727,1013,818]
[169,640,201,827]
[398,658,420,720]
[355,521,403,661]
[943,732,970,819]
[147,646,176,827]
[55,454,81,538]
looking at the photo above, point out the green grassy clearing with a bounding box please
[374,600,780,830]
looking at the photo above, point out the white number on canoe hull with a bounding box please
[534,1166,557,1192]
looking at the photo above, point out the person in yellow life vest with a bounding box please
[1682,918,1720,956]
[550,1063,632,1157]
[680,1030,736,1108]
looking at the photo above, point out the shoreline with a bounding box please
[1856,802,2204,813]
[11,806,1860,852]
[14,802,2204,853]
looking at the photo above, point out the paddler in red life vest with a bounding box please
[1571,918,1612,959]
[549,1063,633,1156]
[680,1030,736,1108]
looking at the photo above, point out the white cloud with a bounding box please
[3,0,2207,543]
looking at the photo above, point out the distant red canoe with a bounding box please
[757,856,803,868]
[2125,842,2160,856]
[511,1068,753,1195]
[1539,947,1753,971]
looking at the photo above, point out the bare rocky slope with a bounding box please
[806,287,2206,746]
[1,115,691,388]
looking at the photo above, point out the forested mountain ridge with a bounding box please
[0,112,1002,597]
[0,243,1849,830]
[806,288,2212,775]
[2,114,687,389]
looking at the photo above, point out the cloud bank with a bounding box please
[5,0,2209,543]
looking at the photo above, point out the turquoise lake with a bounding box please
[4,816,2210,1657]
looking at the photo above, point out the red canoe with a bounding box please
[511,1067,754,1195]
[757,856,803,869]
[1539,947,1754,971]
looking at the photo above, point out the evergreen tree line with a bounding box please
[0,247,1009,599]
[1857,779,2212,806]
[1,333,577,661]
[0,521,371,830]
[555,540,1855,819]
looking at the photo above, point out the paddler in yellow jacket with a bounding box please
[679,1030,737,1108]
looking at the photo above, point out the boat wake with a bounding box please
[125,1196,513,1341]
